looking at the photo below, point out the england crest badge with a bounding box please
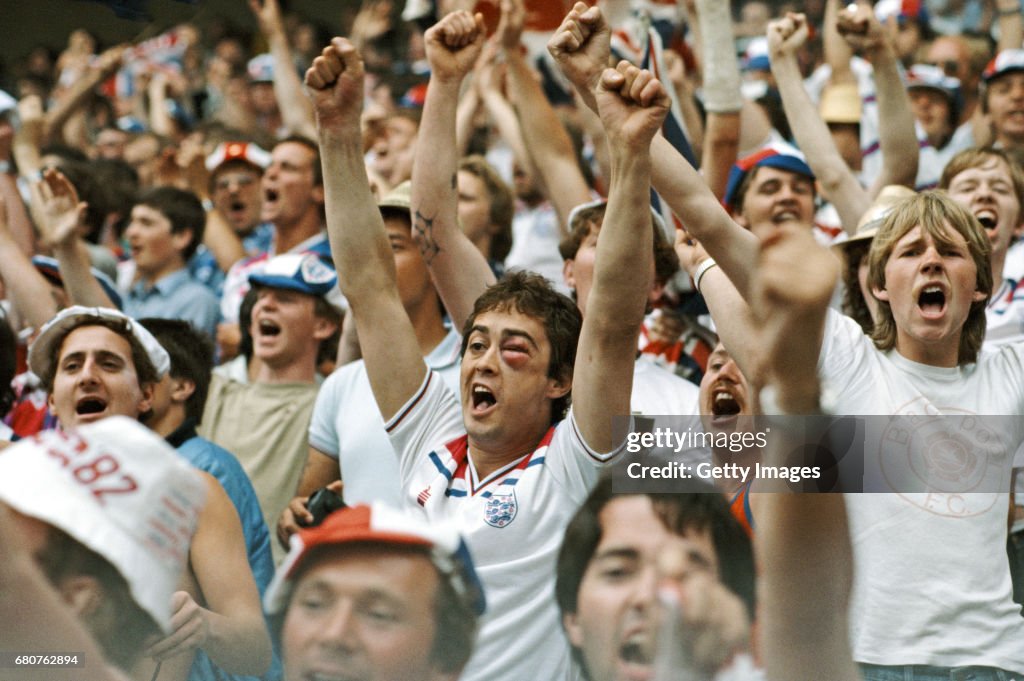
[483,488,518,528]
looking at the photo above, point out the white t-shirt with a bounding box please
[819,310,1024,672]
[985,278,1024,348]
[307,330,461,506]
[504,202,571,296]
[386,371,625,681]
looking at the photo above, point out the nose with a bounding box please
[627,563,659,613]
[717,358,743,384]
[315,599,358,649]
[475,343,500,375]
[920,244,945,272]
[253,290,277,312]
[77,357,100,385]
[775,183,800,204]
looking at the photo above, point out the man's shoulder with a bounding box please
[178,434,246,475]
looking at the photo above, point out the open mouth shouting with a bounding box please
[974,208,998,235]
[916,283,948,320]
[704,382,745,427]
[75,395,108,421]
[617,632,655,681]
[256,318,282,337]
[470,384,497,416]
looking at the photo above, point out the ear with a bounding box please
[974,288,988,302]
[311,183,325,206]
[58,575,103,618]
[562,611,584,648]
[171,228,194,256]
[169,376,195,405]
[546,370,572,401]
[137,382,155,415]
[1015,220,1024,240]
[312,315,339,341]
[563,259,576,290]
[872,284,889,302]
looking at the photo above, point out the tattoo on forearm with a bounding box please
[412,208,441,265]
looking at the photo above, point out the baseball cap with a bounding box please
[742,37,771,73]
[907,63,961,97]
[0,416,206,631]
[819,83,862,125]
[248,253,346,313]
[874,0,930,28]
[723,143,815,212]
[28,306,171,381]
[378,180,412,215]
[983,49,1024,83]
[206,141,271,173]
[835,184,916,248]
[248,54,275,83]
[265,503,486,617]
[32,256,124,310]
[565,197,667,237]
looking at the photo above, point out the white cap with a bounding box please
[28,306,170,381]
[0,417,206,630]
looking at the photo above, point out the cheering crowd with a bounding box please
[3,0,1024,679]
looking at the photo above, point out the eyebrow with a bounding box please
[593,547,641,562]
[60,349,127,366]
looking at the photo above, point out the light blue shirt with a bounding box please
[123,268,219,339]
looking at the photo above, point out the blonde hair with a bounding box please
[866,191,992,365]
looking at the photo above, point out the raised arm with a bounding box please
[549,3,761,296]
[308,39,428,420]
[145,473,271,676]
[839,2,918,196]
[412,10,496,331]
[0,194,57,331]
[572,61,667,451]
[502,0,592,236]
[44,46,125,144]
[753,231,853,681]
[996,0,1024,54]
[694,0,744,199]
[769,13,871,234]
[249,0,317,140]
[33,169,117,309]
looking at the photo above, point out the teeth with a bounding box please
[924,286,941,293]
[715,391,732,402]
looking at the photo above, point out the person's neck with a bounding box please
[894,334,960,368]
[992,251,1007,288]
[148,407,185,439]
[274,211,323,253]
[997,129,1024,152]
[409,306,450,357]
[467,422,551,480]
[959,96,977,126]
[927,130,952,151]
[471,234,492,262]
[253,356,317,384]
